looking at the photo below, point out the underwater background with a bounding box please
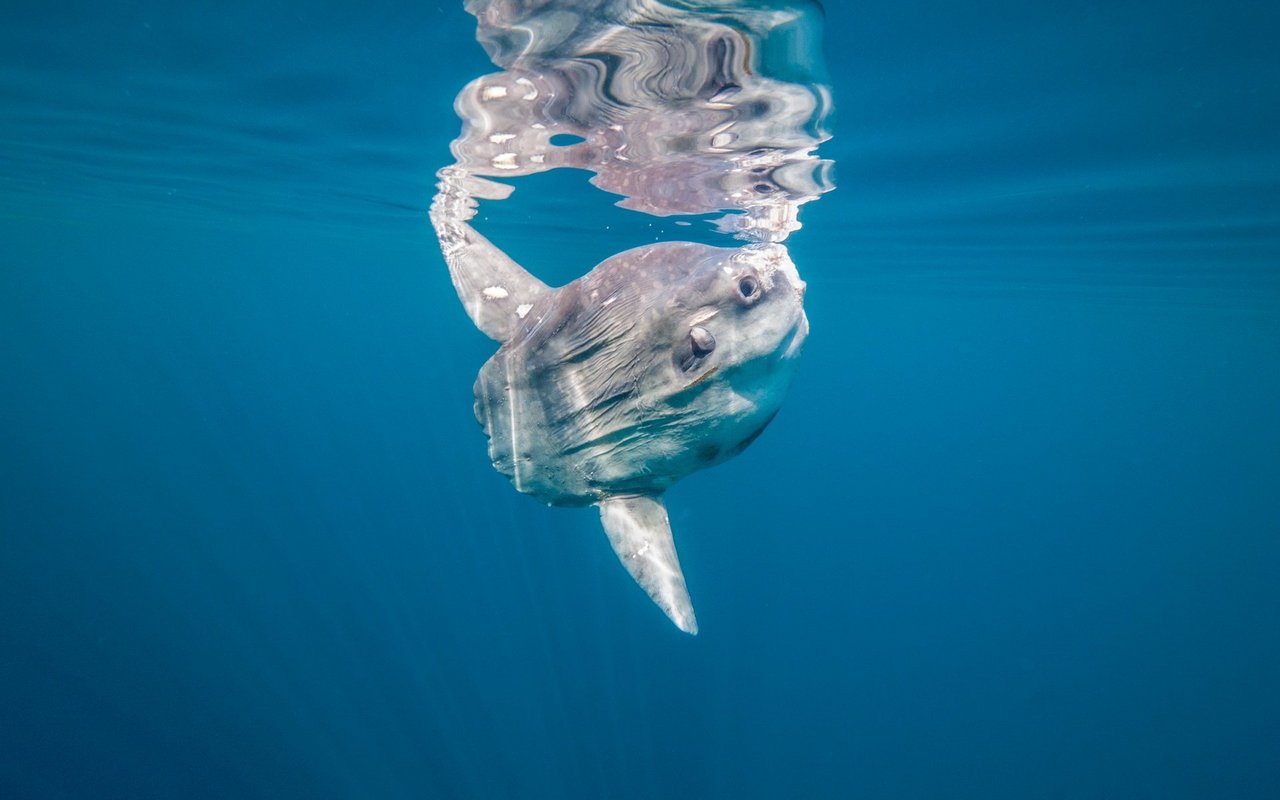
[2,1,1278,798]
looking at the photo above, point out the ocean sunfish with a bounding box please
[432,207,808,634]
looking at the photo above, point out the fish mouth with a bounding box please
[779,311,808,360]
[776,264,809,361]
[760,252,807,362]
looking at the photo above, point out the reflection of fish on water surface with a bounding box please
[431,0,832,633]
[452,0,833,240]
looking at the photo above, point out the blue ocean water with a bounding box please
[2,1,1278,798]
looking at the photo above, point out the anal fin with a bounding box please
[598,495,698,635]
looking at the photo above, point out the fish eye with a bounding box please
[737,275,761,302]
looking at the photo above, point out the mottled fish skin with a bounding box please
[474,240,807,507]
[432,179,808,633]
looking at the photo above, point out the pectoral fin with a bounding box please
[598,495,698,635]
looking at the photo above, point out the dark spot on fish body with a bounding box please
[697,443,721,463]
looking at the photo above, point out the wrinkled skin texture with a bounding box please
[474,241,808,506]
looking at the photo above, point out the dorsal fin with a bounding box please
[598,495,698,634]
[430,171,552,342]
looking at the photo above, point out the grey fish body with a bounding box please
[477,241,805,507]
[431,189,807,634]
